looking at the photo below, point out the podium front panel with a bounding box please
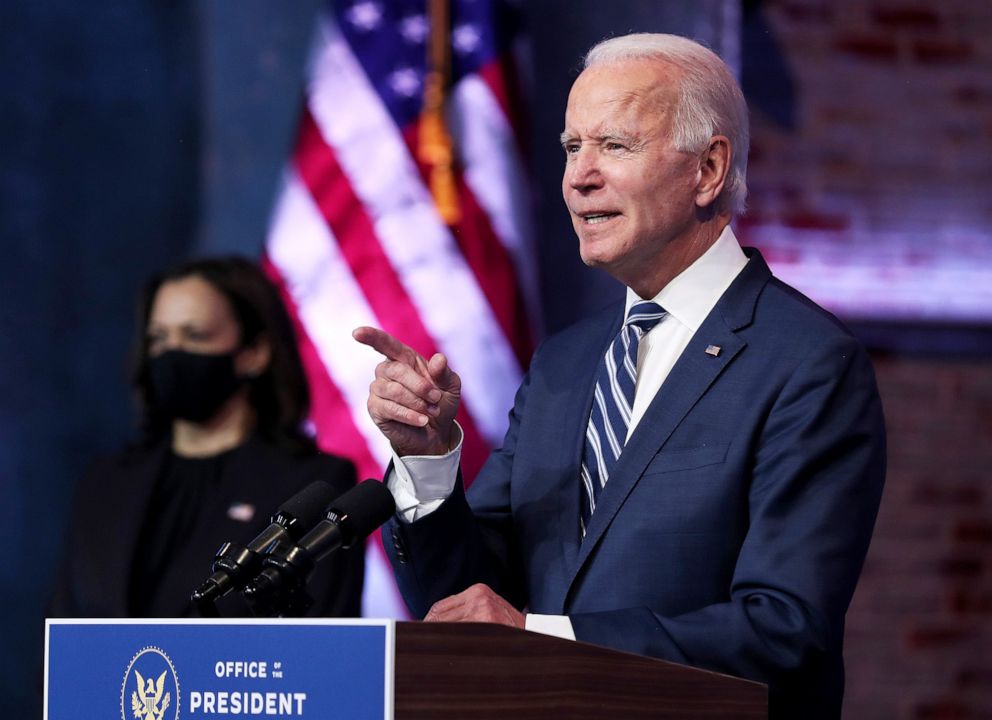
[45,618,394,720]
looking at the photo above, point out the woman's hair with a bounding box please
[132,256,314,453]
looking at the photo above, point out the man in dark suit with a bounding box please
[354,33,885,719]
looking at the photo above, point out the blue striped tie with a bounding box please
[580,301,667,536]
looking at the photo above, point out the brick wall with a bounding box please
[739,0,992,322]
[738,1,992,716]
[845,356,992,719]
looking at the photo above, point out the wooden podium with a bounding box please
[395,622,767,719]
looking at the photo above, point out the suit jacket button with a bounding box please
[391,531,408,563]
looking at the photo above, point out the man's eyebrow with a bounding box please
[597,126,635,141]
[560,127,628,142]
[559,126,642,150]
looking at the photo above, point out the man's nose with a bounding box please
[566,148,602,192]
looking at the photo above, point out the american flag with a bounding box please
[263,0,538,617]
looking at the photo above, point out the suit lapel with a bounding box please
[554,307,623,591]
[572,326,745,574]
[565,248,772,595]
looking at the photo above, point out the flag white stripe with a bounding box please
[450,75,542,326]
[268,170,407,619]
[361,542,405,619]
[306,18,521,446]
[267,170,394,470]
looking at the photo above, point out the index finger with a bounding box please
[353,326,422,367]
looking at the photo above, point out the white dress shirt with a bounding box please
[387,226,748,638]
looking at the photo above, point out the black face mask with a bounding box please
[147,349,245,423]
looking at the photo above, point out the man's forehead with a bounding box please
[563,67,676,135]
[569,60,677,105]
[575,56,680,89]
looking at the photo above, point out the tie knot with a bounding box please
[625,301,666,332]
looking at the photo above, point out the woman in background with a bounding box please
[49,256,363,617]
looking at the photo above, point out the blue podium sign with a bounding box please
[45,619,393,720]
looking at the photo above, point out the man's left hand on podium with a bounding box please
[423,583,525,628]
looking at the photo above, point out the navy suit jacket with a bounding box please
[384,248,886,719]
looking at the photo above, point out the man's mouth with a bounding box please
[581,212,619,225]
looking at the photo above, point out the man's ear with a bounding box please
[235,335,271,378]
[695,135,731,209]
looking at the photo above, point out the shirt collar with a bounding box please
[625,225,748,332]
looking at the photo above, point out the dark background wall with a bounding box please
[1,1,990,718]
[1,2,200,714]
[746,5,992,718]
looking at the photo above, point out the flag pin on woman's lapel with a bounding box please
[227,502,255,522]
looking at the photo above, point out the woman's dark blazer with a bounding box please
[48,436,364,618]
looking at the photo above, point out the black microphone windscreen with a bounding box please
[329,479,396,539]
[278,480,336,527]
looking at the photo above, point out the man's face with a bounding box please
[561,59,701,293]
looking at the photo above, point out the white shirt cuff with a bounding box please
[386,423,464,523]
[524,614,576,641]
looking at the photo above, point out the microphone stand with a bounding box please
[193,595,220,618]
[241,539,318,617]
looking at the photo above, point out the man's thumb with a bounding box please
[427,353,458,391]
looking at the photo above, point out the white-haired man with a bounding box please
[356,33,885,719]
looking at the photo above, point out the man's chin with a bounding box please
[578,245,614,270]
[578,252,602,269]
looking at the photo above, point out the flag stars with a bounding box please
[346,1,383,31]
[388,67,422,98]
[400,15,429,44]
[452,24,481,54]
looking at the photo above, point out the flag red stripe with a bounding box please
[260,254,382,481]
[452,170,535,368]
[263,254,410,617]
[401,121,535,369]
[479,55,531,157]
[293,108,490,482]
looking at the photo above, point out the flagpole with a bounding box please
[419,0,460,225]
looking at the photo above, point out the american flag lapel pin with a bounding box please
[227,502,256,522]
[705,345,721,357]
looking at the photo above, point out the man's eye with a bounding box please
[563,143,580,154]
[605,141,625,151]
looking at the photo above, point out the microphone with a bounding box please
[191,480,336,610]
[243,480,395,607]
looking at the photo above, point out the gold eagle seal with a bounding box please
[121,646,180,720]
